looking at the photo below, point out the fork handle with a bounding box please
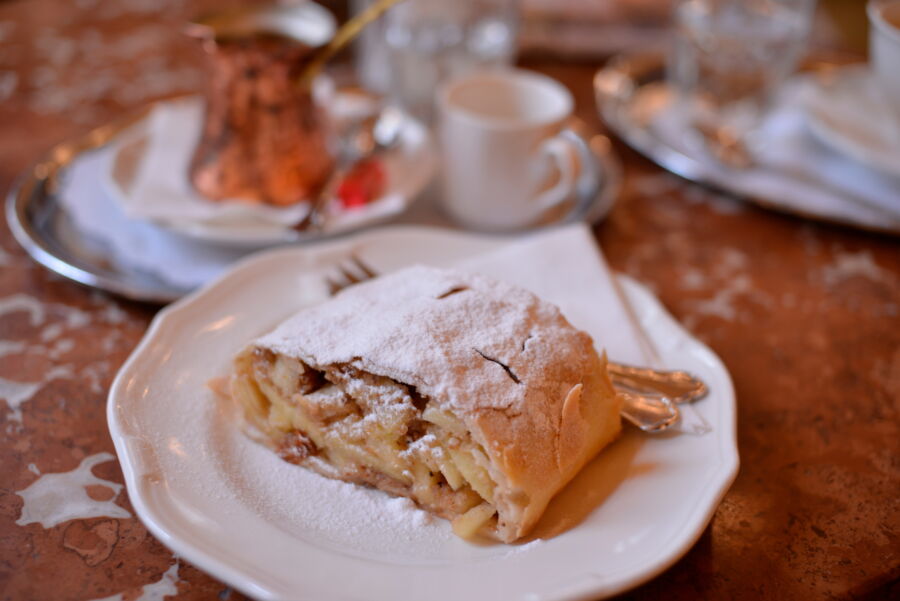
[608,361,707,404]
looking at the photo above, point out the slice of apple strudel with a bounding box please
[230,265,621,542]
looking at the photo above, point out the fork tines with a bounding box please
[326,255,379,296]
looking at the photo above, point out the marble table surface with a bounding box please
[0,1,897,600]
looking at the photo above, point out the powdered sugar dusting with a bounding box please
[148,389,459,560]
[255,266,596,424]
[217,422,453,558]
[382,496,435,528]
[401,433,443,462]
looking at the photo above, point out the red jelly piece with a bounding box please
[337,158,387,210]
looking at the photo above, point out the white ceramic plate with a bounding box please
[801,65,900,180]
[108,226,738,601]
[105,96,437,249]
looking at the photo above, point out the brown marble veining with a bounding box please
[0,2,897,601]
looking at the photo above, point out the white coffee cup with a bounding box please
[437,69,587,231]
[869,0,900,125]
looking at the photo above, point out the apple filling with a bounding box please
[232,347,504,538]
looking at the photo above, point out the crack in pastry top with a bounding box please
[253,265,598,432]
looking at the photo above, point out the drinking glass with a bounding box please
[355,0,519,121]
[669,0,817,165]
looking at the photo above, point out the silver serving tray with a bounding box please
[6,111,621,304]
[594,52,900,236]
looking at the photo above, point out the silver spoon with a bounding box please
[348,105,406,162]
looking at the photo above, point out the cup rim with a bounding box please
[868,0,900,44]
[437,68,574,130]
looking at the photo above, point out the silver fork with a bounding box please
[326,256,707,432]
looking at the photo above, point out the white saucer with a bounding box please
[105,96,438,249]
[108,225,738,601]
[801,64,900,180]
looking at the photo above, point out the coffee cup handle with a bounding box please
[534,134,582,211]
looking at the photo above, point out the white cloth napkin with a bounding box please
[455,224,650,366]
[111,97,310,227]
[60,146,248,290]
[652,79,900,230]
